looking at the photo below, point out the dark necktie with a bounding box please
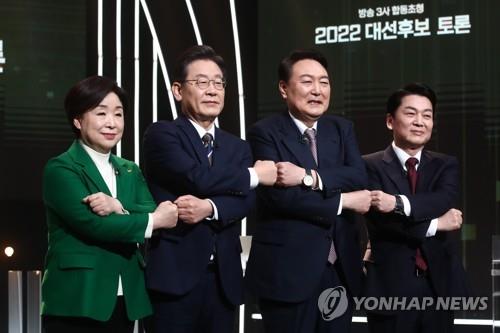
[202,133,214,166]
[304,128,336,263]
[304,128,318,165]
[405,157,428,271]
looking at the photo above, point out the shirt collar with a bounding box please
[392,141,422,171]
[79,139,111,165]
[288,111,318,134]
[188,118,216,140]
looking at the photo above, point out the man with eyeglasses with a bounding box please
[142,45,277,333]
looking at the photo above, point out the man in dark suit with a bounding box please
[245,49,371,333]
[142,45,276,333]
[363,83,468,333]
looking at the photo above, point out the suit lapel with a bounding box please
[279,113,317,169]
[415,150,435,193]
[382,146,411,195]
[316,117,339,167]
[110,155,132,201]
[176,116,210,167]
[212,127,225,166]
[67,140,112,196]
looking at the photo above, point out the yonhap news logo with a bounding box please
[353,296,488,311]
[317,287,488,320]
[317,286,349,321]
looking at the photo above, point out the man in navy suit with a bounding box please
[245,49,371,332]
[363,83,468,333]
[143,45,277,333]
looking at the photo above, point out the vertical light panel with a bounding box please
[229,0,246,140]
[229,0,247,242]
[97,0,103,75]
[239,304,245,333]
[134,0,140,164]
[26,271,41,333]
[139,0,177,119]
[116,0,122,157]
[153,42,158,122]
[185,0,203,45]
[8,271,22,333]
[229,4,247,332]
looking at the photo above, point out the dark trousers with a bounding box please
[259,264,353,333]
[149,264,236,333]
[367,274,454,333]
[42,296,134,333]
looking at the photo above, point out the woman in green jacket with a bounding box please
[41,76,177,333]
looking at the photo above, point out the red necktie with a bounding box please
[405,157,428,271]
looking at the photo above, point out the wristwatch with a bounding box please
[393,195,405,215]
[302,169,314,187]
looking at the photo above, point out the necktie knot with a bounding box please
[405,157,418,170]
[405,157,418,195]
[304,128,316,141]
[202,133,213,148]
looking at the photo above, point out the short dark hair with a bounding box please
[278,49,329,83]
[386,82,437,117]
[173,45,226,82]
[64,76,128,137]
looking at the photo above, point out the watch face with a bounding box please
[303,175,314,187]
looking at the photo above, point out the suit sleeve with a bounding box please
[364,161,424,240]
[315,121,368,192]
[146,136,255,227]
[208,144,256,226]
[407,156,460,221]
[43,158,149,243]
[248,124,341,226]
[365,156,459,242]
[143,122,250,197]
[210,193,256,226]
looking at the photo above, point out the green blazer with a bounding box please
[41,140,155,321]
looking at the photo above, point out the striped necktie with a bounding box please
[305,128,336,264]
[202,133,214,166]
[304,128,318,166]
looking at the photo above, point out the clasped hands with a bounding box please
[254,160,314,187]
[256,161,372,215]
[83,192,209,227]
[82,192,178,229]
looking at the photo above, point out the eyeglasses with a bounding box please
[183,77,226,90]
